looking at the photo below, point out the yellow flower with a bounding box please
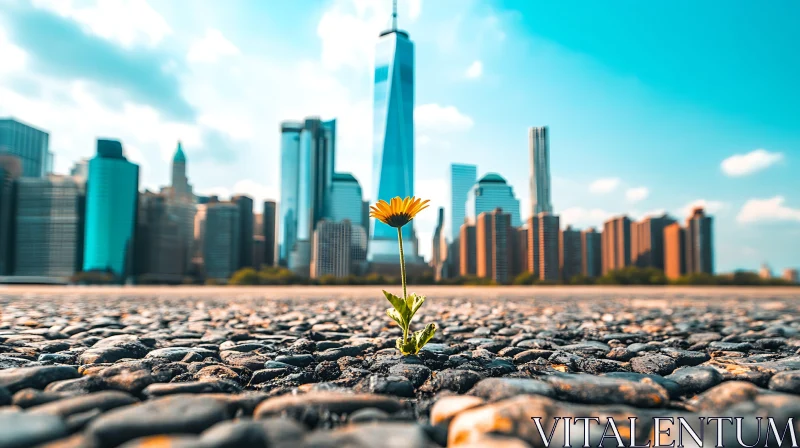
[370,196,430,228]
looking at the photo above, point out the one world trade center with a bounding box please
[369,1,421,263]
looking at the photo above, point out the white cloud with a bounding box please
[588,177,621,194]
[187,29,240,64]
[465,60,483,79]
[721,148,783,177]
[415,103,474,133]
[625,186,649,203]
[316,0,421,72]
[679,199,725,219]
[737,196,800,223]
[0,30,27,74]
[560,207,612,229]
[32,0,172,47]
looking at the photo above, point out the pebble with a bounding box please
[666,366,724,395]
[0,410,69,448]
[630,353,677,375]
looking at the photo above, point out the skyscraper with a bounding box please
[263,201,277,267]
[279,118,336,270]
[536,213,560,282]
[602,216,632,274]
[459,222,477,276]
[203,201,240,281]
[632,214,675,270]
[13,176,83,279]
[311,220,352,279]
[783,268,799,284]
[466,173,522,227]
[232,195,254,269]
[370,3,416,262]
[510,227,529,278]
[560,225,582,282]
[135,191,183,283]
[279,121,302,264]
[449,163,477,241]
[327,173,364,227]
[0,155,21,275]
[685,207,714,275]
[663,222,686,280]
[581,227,602,278]
[0,118,50,178]
[161,142,196,272]
[475,209,512,283]
[529,126,553,216]
[82,139,139,280]
[431,207,448,280]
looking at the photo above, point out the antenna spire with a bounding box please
[392,0,397,31]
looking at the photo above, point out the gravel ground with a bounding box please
[1,286,799,447]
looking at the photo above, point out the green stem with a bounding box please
[397,227,408,343]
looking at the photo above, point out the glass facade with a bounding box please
[371,28,415,247]
[279,121,302,263]
[0,118,50,178]
[466,173,522,227]
[449,163,477,241]
[529,126,553,216]
[82,139,139,279]
[14,176,83,278]
[327,172,364,227]
[203,202,240,280]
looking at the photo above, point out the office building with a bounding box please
[327,173,364,227]
[70,158,89,183]
[350,224,368,275]
[0,118,51,178]
[311,220,351,278]
[529,126,553,216]
[466,173,522,227]
[560,225,582,282]
[537,213,560,282]
[263,201,277,267]
[0,155,22,274]
[253,236,265,268]
[233,195,254,269]
[279,118,336,269]
[783,268,798,284]
[203,201,240,280]
[476,209,512,283]
[159,142,196,272]
[685,207,714,275]
[136,191,183,283]
[663,222,686,280]
[759,264,773,280]
[431,207,447,280]
[510,226,529,278]
[527,216,539,277]
[459,222,477,276]
[602,216,632,274]
[82,139,139,280]
[632,214,675,270]
[370,4,418,263]
[581,227,602,278]
[13,176,83,279]
[449,163,477,241]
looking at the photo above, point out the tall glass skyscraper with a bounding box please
[529,126,553,216]
[370,8,417,262]
[279,118,336,270]
[0,118,51,178]
[466,173,522,227]
[449,163,477,241]
[83,139,139,280]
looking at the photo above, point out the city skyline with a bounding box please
[0,1,798,272]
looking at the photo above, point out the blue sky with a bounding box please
[0,0,797,272]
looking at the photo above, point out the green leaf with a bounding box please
[414,323,437,351]
[386,308,405,329]
[396,336,418,356]
[382,290,409,322]
[407,293,426,319]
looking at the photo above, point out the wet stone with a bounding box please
[468,378,555,402]
[666,366,724,396]
[0,365,80,393]
[0,410,69,448]
[388,363,431,388]
[355,375,415,397]
[768,370,800,394]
